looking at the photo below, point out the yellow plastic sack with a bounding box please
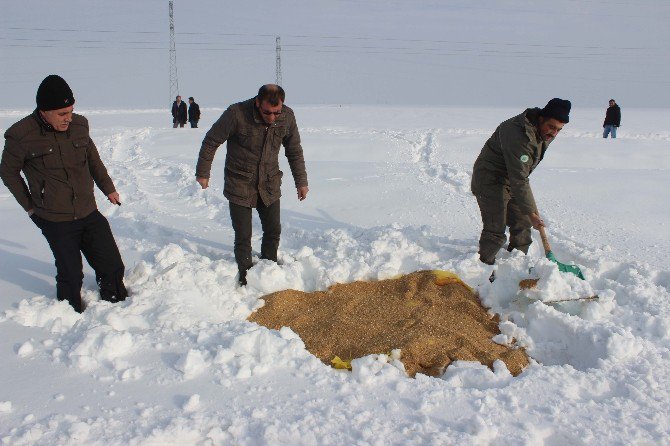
[433,270,472,292]
[331,356,352,370]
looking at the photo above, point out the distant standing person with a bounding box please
[0,75,128,312]
[195,84,309,286]
[188,97,200,128]
[603,99,621,138]
[471,98,571,275]
[172,95,187,128]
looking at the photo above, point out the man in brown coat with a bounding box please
[0,75,128,312]
[195,84,309,285]
[471,98,571,273]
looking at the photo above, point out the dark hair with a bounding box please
[257,84,285,106]
[188,97,194,101]
[609,99,616,102]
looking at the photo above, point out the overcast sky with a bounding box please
[1,0,669,109]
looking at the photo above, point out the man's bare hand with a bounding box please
[529,212,545,230]
[297,186,309,201]
[108,191,121,206]
[196,177,209,189]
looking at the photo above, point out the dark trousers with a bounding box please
[229,198,281,275]
[475,183,532,265]
[190,120,199,128]
[31,210,127,312]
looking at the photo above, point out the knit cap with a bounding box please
[36,75,75,111]
[540,98,571,123]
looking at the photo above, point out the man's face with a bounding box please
[176,96,181,103]
[537,117,565,142]
[40,106,74,132]
[256,99,282,124]
[189,99,193,104]
[609,100,615,107]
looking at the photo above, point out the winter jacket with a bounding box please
[0,111,116,222]
[188,102,200,122]
[603,104,621,127]
[172,100,187,124]
[471,108,552,215]
[195,98,308,208]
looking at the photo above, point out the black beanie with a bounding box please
[36,75,75,111]
[540,98,571,123]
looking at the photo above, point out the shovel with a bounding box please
[538,226,585,280]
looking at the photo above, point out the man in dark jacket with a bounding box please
[0,75,128,312]
[471,98,571,271]
[195,84,309,285]
[603,99,621,138]
[172,95,187,128]
[188,97,200,128]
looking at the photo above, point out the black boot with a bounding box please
[98,273,128,303]
[59,296,85,313]
[238,269,248,286]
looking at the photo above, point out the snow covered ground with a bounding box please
[1,106,669,445]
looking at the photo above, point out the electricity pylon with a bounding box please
[168,1,179,107]
[276,36,282,86]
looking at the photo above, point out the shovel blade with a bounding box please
[546,251,585,280]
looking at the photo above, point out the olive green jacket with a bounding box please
[195,98,308,208]
[471,108,551,215]
[1,111,116,222]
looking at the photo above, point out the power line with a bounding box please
[1,39,662,60]
[5,26,162,35]
[4,26,666,52]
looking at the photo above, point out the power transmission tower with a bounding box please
[168,1,179,107]
[275,36,282,86]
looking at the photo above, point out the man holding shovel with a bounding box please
[471,98,571,276]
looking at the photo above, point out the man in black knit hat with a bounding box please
[471,98,571,275]
[0,74,128,313]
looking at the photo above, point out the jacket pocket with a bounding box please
[32,180,53,210]
[265,169,283,196]
[27,179,45,207]
[71,137,89,166]
[235,127,257,149]
[29,145,62,169]
[224,166,254,199]
[271,126,288,151]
